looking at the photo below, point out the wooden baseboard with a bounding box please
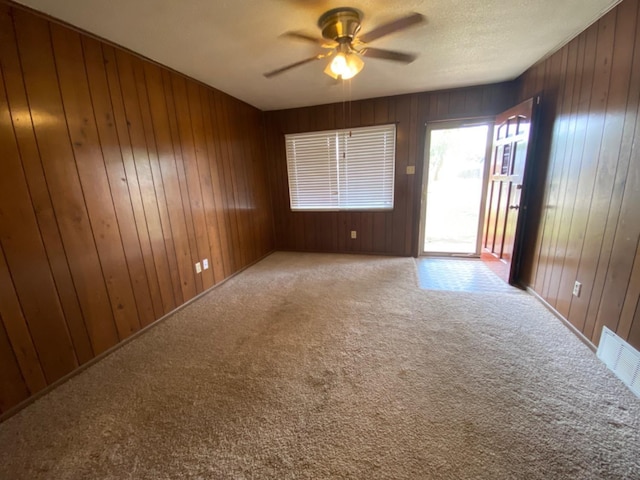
[526,286,597,353]
[0,250,275,423]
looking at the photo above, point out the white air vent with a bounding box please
[597,327,640,397]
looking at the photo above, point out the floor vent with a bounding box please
[597,327,640,397]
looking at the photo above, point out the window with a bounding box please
[285,124,396,211]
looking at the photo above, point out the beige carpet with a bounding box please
[1,252,639,479]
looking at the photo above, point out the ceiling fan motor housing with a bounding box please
[264,7,420,78]
[318,7,362,42]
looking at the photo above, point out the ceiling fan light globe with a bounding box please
[330,53,348,76]
[346,53,364,78]
[323,62,339,79]
[325,52,364,80]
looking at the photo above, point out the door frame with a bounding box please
[418,117,495,257]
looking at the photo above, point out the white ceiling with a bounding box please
[16,0,621,111]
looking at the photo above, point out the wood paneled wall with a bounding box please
[517,0,640,350]
[265,84,515,256]
[0,4,273,414]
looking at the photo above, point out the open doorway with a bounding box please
[419,120,493,256]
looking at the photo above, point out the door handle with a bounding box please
[509,205,520,210]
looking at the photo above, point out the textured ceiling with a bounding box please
[15,0,621,111]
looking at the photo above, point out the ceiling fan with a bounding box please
[264,7,425,80]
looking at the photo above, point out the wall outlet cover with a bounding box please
[573,281,582,297]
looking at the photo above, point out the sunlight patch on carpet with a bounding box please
[416,258,521,293]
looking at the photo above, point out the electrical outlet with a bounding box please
[202,258,209,270]
[572,281,582,297]
[406,165,416,175]
[350,230,357,239]
[195,262,202,274]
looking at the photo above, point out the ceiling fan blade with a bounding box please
[281,31,336,48]
[263,55,324,78]
[361,47,416,63]
[358,13,425,44]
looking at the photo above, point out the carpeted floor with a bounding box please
[0,252,639,479]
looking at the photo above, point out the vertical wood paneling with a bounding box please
[541,44,575,305]
[265,83,515,256]
[533,50,568,298]
[0,3,273,414]
[405,96,419,255]
[249,105,274,255]
[0,244,47,394]
[517,0,640,349]
[116,49,177,314]
[212,90,243,270]
[0,316,29,412]
[141,63,198,303]
[550,25,600,319]
[0,76,76,382]
[83,37,156,329]
[199,87,232,277]
[187,82,225,283]
[132,58,184,307]
[393,95,411,254]
[618,240,640,340]
[567,10,618,335]
[102,44,166,320]
[51,24,141,340]
[161,68,204,294]
[225,95,255,265]
[12,8,120,357]
[0,8,94,365]
[169,73,214,292]
[596,13,640,337]
[629,304,640,347]
[581,9,636,342]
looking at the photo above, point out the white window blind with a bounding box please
[285,124,396,211]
